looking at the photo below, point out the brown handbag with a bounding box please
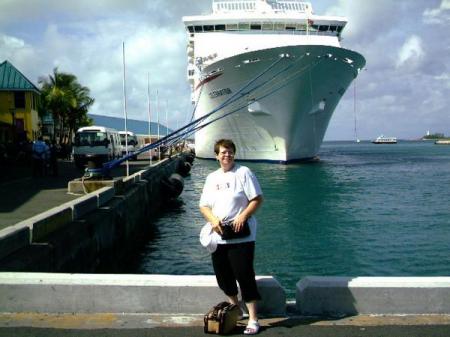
[204,301,240,334]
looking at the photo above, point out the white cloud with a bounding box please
[0,34,38,76]
[396,35,425,69]
[423,0,450,24]
[1,0,449,140]
[325,0,395,41]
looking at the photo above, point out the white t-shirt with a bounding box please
[199,164,262,244]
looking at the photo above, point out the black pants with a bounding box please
[211,242,261,303]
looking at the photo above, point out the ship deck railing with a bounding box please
[212,0,313,15]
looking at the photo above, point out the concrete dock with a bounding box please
[0,157,450,336]
[0,159,152,229]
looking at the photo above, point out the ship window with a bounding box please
[250,23,261,30]
[296,24,307,31]
[319,25,329,32]
[215,24,225,31]
[187,26,194,33]
[337,26,344,33]
[275,23,285,30]
[239,22,250,30]
[262,22,273,30]
[310,25,319,32]
[329,25,337,32]
[203,25,214,32]
[194,25,203,32]
[226,23,238,31]
[285,25,296,30]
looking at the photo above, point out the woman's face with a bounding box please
[216,145,235,171]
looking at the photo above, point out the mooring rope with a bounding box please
[90,55,287,176]
[87,49,348,177]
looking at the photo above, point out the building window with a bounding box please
[14,92,26,109]
[31,94,37,110]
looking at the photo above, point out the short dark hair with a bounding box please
[214,139,236,155]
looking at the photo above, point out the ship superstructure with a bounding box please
[183,0,366,162]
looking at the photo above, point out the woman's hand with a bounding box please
[200,206,223,235]
[211,218,223,235]
[232,214,248,232]
[232,195,263,232]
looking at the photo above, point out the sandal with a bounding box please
[244,320,260,335]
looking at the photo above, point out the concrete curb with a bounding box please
[0,273,285,315]
[296,276,450,315]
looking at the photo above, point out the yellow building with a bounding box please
[0,60,40,143]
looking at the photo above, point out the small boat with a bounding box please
[372,135,397,144]
[435,140,450,145]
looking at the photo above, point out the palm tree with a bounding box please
[66,81,94,143]
[38,68,94,144]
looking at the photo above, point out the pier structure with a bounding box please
[0,154,449,336]
[0,152,194,273]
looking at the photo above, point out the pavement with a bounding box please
[0,312,449,337]
[0,157,154,230]
[1,158,450,336]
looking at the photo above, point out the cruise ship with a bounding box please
[183,0,366,162]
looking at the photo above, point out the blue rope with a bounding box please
[88,51,329,177]
[178,55,326,140]
[89,55,287,176]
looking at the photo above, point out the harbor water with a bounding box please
[127,141,450,299]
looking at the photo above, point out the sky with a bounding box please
[0,0,449,140]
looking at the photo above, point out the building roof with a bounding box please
[0,60,40,94]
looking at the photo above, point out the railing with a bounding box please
[212,0,313,14]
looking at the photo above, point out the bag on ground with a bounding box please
[204,301,240,334]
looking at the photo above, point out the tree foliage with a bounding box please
[38,68,94,144]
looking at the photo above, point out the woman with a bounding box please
[199,139,263,335]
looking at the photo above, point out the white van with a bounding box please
[119,131,138,159]
[73,126,121,168]
[136,134,159,160]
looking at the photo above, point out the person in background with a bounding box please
[32,136,49,176]
[199,139,263,335]
[49,139,58,176]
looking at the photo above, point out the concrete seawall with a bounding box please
[0,273,286,316]
[297,276,450,316]
[0,154,191,272]
[0,273,448,317]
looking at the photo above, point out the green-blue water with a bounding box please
[133,141,450,299]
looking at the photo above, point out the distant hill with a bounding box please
[88,114,171,135]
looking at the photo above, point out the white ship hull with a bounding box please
[194,44,365,162]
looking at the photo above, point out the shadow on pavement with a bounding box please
[0,160,82,213]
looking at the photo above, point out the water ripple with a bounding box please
[130,142,450,299]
